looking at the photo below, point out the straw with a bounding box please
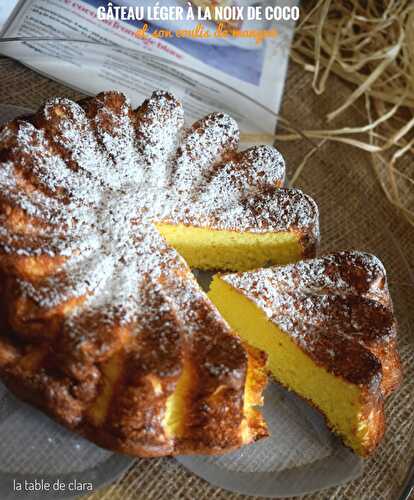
[244,0,414,227]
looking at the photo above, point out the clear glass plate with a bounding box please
[0,384,133,500]
[0,39,365,498]
[177,383,362,497]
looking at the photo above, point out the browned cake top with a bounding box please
[0,90,319,318]
[221,251,398,389]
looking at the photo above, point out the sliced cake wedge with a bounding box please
[208,251,402,456]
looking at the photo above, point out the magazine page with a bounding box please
[0,0,298,135]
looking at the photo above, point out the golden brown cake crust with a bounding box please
[0,89,322,457]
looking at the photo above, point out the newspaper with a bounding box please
[0,0,298,138]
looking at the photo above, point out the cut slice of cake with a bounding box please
[209,251,402,456]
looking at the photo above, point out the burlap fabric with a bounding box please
[0,55,412,500]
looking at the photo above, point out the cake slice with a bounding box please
[209,251,402,456]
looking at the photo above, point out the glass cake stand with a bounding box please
[0,38,371,499]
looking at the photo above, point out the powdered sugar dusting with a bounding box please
[0,89,318,359]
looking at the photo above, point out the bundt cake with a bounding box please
[0,90,319,457]
[209,251,402,456]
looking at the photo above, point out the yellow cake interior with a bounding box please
[156,223,302,271]
[240,345,268,443]
[88,353,123,426]
[163,348,267,445]
[208,275,373,455]
[164,357,195,438]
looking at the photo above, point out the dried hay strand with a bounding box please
[245,0,414,226]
